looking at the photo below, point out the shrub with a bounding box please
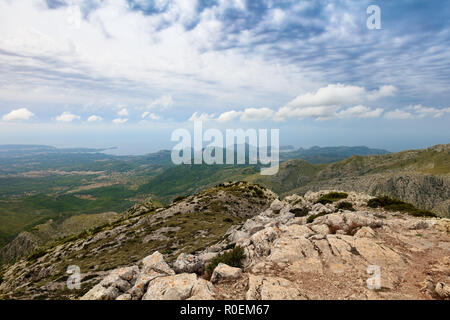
[289,207,309,217]
[307,211,329,223]
[316,192,348,204]
[27,248,47,262]
[337,201,355,211]
[223,217,233,223]
[205,246,246,274]
[367,196,436,217]
[173,195,187,203]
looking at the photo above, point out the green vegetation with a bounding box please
[307,211,329,223]
[0,190,134,247]
[138,164,258,202]
[316,192,348,204]
[289,207,309,217]
[205,246,246,274]
[367,196,436,217]
[336,201,355,211]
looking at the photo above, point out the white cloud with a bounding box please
[87,115,103,122]
[277,84,396,120]
[384,109,413,120]
[367,85,398,100]
[2,108,34,121]
[285,84,397,109]
[189,112,215,122]
[142,112,161,120]
[240,108,275,122]
[147,95,174,110]
[285,84,366,108]
[56,111,80,122]
[406,104,450,118]
[113,118,128,124]
[117,108,129,117]
[217,110,242,123]
[336,105,383,119]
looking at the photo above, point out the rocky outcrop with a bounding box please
[0,232,38,265]
[81,252,215,300]
[80,190,450,301]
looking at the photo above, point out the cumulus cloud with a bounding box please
[56,111,80,122]
[2,108,34,121]
[147,95,174,110]
[276,84,395,120]
[87,115,103,122]
[117,108,129,117]
[217,110,242,123]
[240,108,275,122]
[367,85,398,100]
[113,118,128,124]
[285,84,366,108]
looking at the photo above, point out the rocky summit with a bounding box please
[5,187,445,300]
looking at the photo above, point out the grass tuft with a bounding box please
[367,196,436,217]
[316,192,348,204]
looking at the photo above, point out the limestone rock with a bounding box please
[246,275,307,300]
[140,251,175,276]
[81,266,139,300]
[173,253,203,274]
[142,273,211,300]
[435,282,450,299]
[210,263,243,283]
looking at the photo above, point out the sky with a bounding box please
[0,0,449,154]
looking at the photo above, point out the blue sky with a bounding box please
[0,0,449,154]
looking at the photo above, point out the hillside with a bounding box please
[250,144,450,217]
[0,182,276,299]
[1,188,448,300]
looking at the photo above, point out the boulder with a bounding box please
[246,275,307,300]
[140,251,175,276]
[210,263,243,283]
[173,253,203,274]
[270,199,284,212]
[81,266,139,300]
[142,273,213,300]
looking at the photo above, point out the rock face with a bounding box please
[78,191,450,301]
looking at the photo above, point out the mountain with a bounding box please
[250,144,450,217]
[1,188,448,300]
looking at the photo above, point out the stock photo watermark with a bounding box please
[66,265,81,290]
[367,5,381,30]
[366,265,381,290]
[170,121,280,175]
